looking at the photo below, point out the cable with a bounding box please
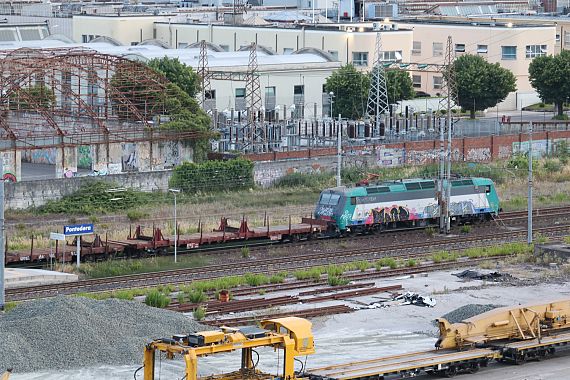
[251,349,260,368]
[133,365,144,379]
[294,357,304,374]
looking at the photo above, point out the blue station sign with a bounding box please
[63,223,94,236]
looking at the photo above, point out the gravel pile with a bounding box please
[0,296,205,373]
[440,304,501,324]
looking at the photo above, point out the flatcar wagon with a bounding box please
[314,177,500,234]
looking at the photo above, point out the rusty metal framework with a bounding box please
[0,47,206,152]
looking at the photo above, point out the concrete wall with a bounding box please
[6,170,171,210]
[10,130,570,209]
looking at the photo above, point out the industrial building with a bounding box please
[71,14,555,110]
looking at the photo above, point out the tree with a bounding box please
[385,70,415,103]
[148,56,200,99]
[453,54,516,119]
[324,64,369,119]
[9,84,55,110]
[529,50,570,118]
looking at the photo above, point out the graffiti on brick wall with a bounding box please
[22,149,56,165]
[78,146,92,169]
[376,147,405,167]
[122,143,138,171]
[498,145,511,159]
[513,140,550,158]
[466,147,491,162]
[407,149,461,165]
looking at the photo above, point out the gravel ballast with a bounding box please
[440,304,501,324]
[0,296,205,373]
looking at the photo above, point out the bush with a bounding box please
[127,210,149,222]
[145,290,171,308]
[432,251,458,263]
[460,225,471,234]
[193,306,206,321]
[169,158,254,194]
[241,246,250,258]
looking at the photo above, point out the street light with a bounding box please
[168,188,181,263]
[328,91,334,118]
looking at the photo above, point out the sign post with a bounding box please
[49,232,66,269]
[63,224,94,268]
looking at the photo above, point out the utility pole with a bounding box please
[528,121,533,245]
[440,36,457,234]
[337,113,342,187]
[197,40,212,112]
[0,154,4,311]
[367,31,389,138]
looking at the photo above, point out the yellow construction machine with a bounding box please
[137,317,315,380]
[436,299,570,349]
[1,369,12,380]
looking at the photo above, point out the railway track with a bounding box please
[7,205,570,268]
[7,224,569,302]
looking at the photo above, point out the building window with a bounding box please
[294,85,305,95]
[526,45,547,58]
[82,34,88,43]
[352,51,369,66]
[328,50,339,60]
[381,51,402,62]
[433,76,443,89]
[433,42,443,57]
[236,88,246,98]
[454,43,465,53]
[477,44,488,54]
[412,41,421,56]
[412,75,421,88]
[565,32,570,47]
[501,46,517,60]
[283,48,294,55]
[205,90,216,100]
[556,34,561,42]
[265,86,276,97]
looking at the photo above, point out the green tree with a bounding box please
[453,54,516,119]
[385,69,415,103]
[148,56,200,99]
[529,50,570,118]
[9,84,56,110]
[324,64,369,119]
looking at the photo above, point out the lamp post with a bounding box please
[169,188,181,263]
[328,91,334,118]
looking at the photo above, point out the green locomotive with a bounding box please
[314,177,500,233]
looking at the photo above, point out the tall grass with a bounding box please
[79,255,209,278]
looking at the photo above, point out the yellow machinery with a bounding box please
[436,299,570,349]
[140,317,315,380]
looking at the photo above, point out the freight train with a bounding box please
[314,177,500,234]
[6,177,499,265]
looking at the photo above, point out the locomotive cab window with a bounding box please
[350,197,357,205]
[485,185,491,193]
[319,193,340,205]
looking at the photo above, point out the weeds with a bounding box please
[375,257,397,270]
[405,259,417,267]
[193,306,206,321]
[460,225,471,234]
[144,290,171,308]
[327,276,349,286]
[187,290,208,303]
[244,273,269,287]
[241,246,250,259]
